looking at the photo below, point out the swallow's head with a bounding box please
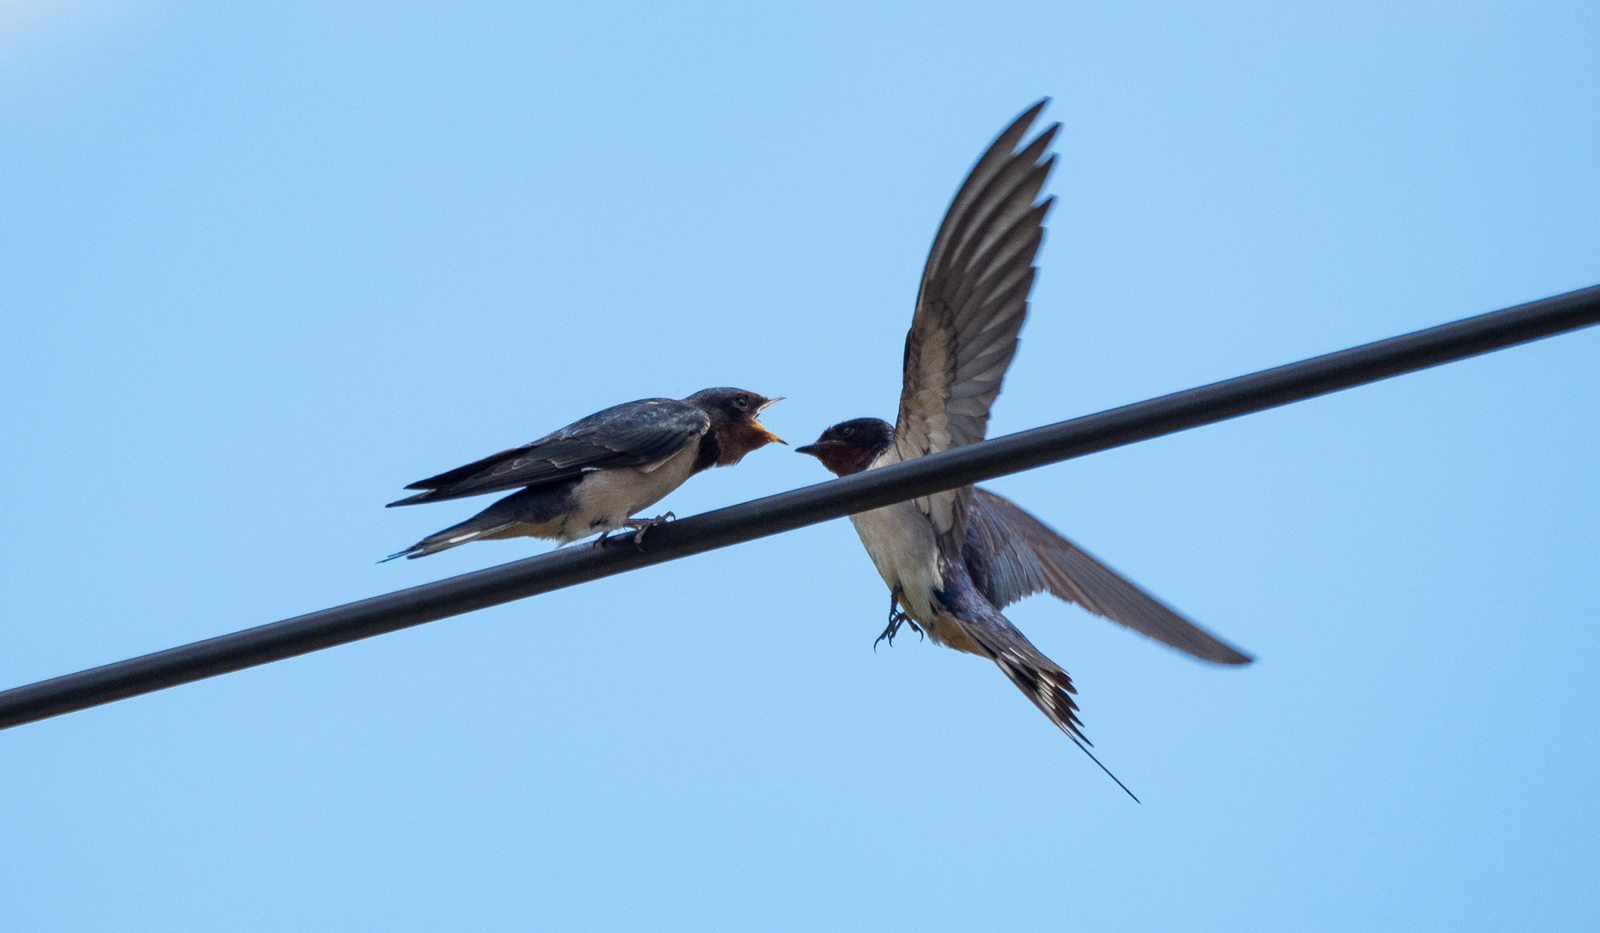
[686,387,786,465]
[795,418,893,477]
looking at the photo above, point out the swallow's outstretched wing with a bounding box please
[893,99,1057,560]
[388,399,711,507]
[964,487,1254,665]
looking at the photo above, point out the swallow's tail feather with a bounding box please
[383,483,580,561]
[939,560,1139,801]
[384,513,521,561]
[986,642,1141,803]
[953,608,1090,744]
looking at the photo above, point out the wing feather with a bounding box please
[893,102,1058,560]
[388,399,710,506]
[964,488,1254,665]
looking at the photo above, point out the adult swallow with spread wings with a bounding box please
[387,388,784,559]
[797,101,1250,795]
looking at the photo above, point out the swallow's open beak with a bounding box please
[749,420,787,446]
[750,397,786,445]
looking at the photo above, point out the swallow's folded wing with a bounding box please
[965,488,1254,665]
[893,100,1057,560]
[388,399,711,506]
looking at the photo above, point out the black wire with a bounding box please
[3,283,1597,730]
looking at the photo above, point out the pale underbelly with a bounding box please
[560,447,698,541]
[848,499,943,622]
[482,444,700,544]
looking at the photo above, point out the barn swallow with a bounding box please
[797,101,1250,796]
[386,388,784,559]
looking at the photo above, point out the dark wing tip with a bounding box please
[1212,646,1255,666]
[386,491,436,508]
[1005,101,1056,155]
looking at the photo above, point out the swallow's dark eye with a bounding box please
[841,425,854,436]
[734,395,749,409]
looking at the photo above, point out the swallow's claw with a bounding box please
[874,585,924,650]
[621,512,677,548]
[873,613,924,651]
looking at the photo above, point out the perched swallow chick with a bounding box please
[798,101,1250,796]
[386,388,783,559]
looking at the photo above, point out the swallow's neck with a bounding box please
[811,440,887,477]
[707,421,773,467]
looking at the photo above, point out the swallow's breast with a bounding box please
[848,497,943,623]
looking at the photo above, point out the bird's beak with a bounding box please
[750,420,787,446]
[794,440,831,457]
[750,397,786,445]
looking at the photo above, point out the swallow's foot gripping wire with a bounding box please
[874,584,924,651]
[620,512,676,548]
[595,512,676,549]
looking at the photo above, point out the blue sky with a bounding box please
[3,2,1597,930]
